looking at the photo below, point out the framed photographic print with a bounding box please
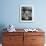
[20,5,34,22]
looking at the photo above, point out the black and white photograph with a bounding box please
[20,5,34,22]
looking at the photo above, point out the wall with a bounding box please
[0,0,46,29]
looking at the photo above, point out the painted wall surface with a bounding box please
[0,0,46,43]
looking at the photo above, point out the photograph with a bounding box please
[20,5,34,22]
